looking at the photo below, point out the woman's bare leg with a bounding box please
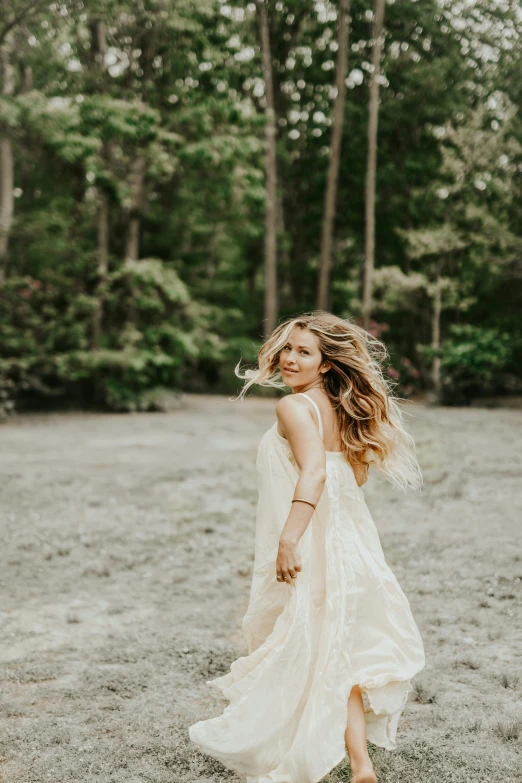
[344,685,377,783]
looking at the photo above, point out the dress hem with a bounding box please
[190,673,415,782]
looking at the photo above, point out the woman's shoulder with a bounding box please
[275,394,317,436]
[275,394,314,420]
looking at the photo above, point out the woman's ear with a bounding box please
[320,362,331,375]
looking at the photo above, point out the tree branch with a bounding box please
[0,0,48,47]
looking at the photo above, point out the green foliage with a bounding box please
[0,263,223,414]
[0,0,521,411]
[420,325,514,404]
[57,348,183,412]
[0,97,20,129]
[17,93,101,163]
[80,97,160,145]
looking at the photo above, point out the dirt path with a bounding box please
[0,395,521,783]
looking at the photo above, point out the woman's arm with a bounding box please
[274,396,326,583]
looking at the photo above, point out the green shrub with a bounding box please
[421,324,513,404]
[0,261,224,414]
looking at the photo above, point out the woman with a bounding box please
[189,312,425,783]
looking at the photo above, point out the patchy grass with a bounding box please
[0,397,521,782]
[498,672,520,690]
[410,681,438,704]
[493,719,522,743]
[454,655,480,670]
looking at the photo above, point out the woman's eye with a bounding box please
[300,351,309,355]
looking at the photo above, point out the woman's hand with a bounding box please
[276,537,302,584]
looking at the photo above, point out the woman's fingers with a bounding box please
[276,556,302,583]
[277,568,302,582]
[276,543,303,583]
[288,562,302,578]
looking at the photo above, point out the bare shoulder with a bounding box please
[276,394,308,415]
[276,395,312,427]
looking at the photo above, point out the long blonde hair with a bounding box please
[234,311,422,491]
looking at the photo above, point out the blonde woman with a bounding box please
[189,312,425,783]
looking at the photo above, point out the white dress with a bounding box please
[189,393,425,783]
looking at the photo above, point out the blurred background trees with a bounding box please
[0,0,521,413]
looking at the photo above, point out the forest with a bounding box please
[0,0,521,414]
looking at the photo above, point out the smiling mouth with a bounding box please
[284,368,298,373]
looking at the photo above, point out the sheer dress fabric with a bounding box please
[189,393,425,783]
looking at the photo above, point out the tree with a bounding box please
[400,105,521,400]
[255,0,278,337]
[317,0,350,311]
[125,153,146,261]
[400,226,466,398]
[362,0,385,329]
[1,0,522,414]
[88,18,110,350]
[0,32,15,280]
[0,0,67,281]
[0,0,48,47]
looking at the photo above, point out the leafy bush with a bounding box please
[421,324,513,404]
[0,261,224,415]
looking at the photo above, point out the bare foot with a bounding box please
[351,764,377,783]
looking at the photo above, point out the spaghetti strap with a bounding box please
[299,393,324,440]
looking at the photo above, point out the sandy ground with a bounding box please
[0,394,521,783]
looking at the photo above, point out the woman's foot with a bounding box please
[350,758,377,783]
[350,761,377,783]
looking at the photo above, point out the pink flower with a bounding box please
[20,289,32,299]
[386,367,400,380]
[31,280,42,289]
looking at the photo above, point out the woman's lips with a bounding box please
[283,368,298,373]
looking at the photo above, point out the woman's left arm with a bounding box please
[274,396,326,583]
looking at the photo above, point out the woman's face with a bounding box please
[279,327,327,390]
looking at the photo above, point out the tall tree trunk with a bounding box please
[362,0,385,330]
[255,0,278,338]
[90,19,109,349]
[316,0,350,311]
[125,153,146,261]
[92,188,109,349]
[431,265,442,402]
[0,33,15,281]
[93,18,107,63]
[22,63,32,91]
[277,191,293,302]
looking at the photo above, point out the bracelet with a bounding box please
[291,498,316,510]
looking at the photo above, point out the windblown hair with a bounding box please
[234,311,422,491]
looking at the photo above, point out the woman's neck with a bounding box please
[292,380,325,394]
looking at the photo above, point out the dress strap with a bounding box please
[299,393,324,440]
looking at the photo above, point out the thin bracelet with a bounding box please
[291,498,316,510]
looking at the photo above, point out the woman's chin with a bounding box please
[281,372,300,387]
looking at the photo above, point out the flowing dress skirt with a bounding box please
[189,423,425,783]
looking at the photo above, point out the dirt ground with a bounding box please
[0,394,521,783]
